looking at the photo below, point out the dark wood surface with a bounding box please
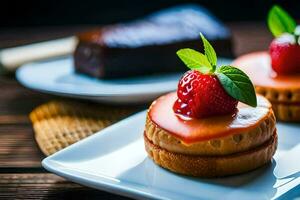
[0,22,273,199]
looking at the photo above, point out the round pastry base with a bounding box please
[144,131,277,178]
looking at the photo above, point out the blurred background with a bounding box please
[1,0,299,26]
[0,0,299,56]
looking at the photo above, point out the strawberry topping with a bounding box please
[173,33,256,119]
[173,70,238,118]
[267,5,300,74]
[270,35,300,74]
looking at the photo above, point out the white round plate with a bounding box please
[16,57,232,104]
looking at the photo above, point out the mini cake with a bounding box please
[233,5,300,122]
[144,34,277,177]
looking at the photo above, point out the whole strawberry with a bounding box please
[174,34,257,119]
[268,5,300,75]
[173,70,238,118]
[270,35,300,74]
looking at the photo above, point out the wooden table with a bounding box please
[0,23,273,199]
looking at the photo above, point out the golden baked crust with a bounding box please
[255,86,300,121]
[144,132,277,177]
[271,102,300,122]
[256,86,300,104]
[145,110,276,156]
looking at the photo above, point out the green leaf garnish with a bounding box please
[200,33,217,69]
[268,5,297,37]
[176,48,212,73]
[176,34,257,107]
[216,66,257,107]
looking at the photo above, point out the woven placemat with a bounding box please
[29,100,136,156]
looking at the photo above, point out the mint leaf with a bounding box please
[268,5,296,37]
[216,66,257,107]
[176,48,212,73]
[200,33,217,68]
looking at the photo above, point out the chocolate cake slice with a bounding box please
[74,5,233,79]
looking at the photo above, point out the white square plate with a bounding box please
[42,111,300,200]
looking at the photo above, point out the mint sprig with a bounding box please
[200,33,217,70]
[216,66,257,107]
[176,34,257,107]
[176,48,212,74]
[268,5,297,37]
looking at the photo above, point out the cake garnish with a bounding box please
[268,5,300,74]
[173,34,257,118]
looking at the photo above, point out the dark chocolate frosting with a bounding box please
[74,5,232,79]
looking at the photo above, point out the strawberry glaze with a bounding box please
[149,92,271,144]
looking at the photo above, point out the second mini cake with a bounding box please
[144,34,277,177]
[233,6,300,122]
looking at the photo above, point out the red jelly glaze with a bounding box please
[149,92,271,144]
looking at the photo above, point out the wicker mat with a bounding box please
[29,100,136,156]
